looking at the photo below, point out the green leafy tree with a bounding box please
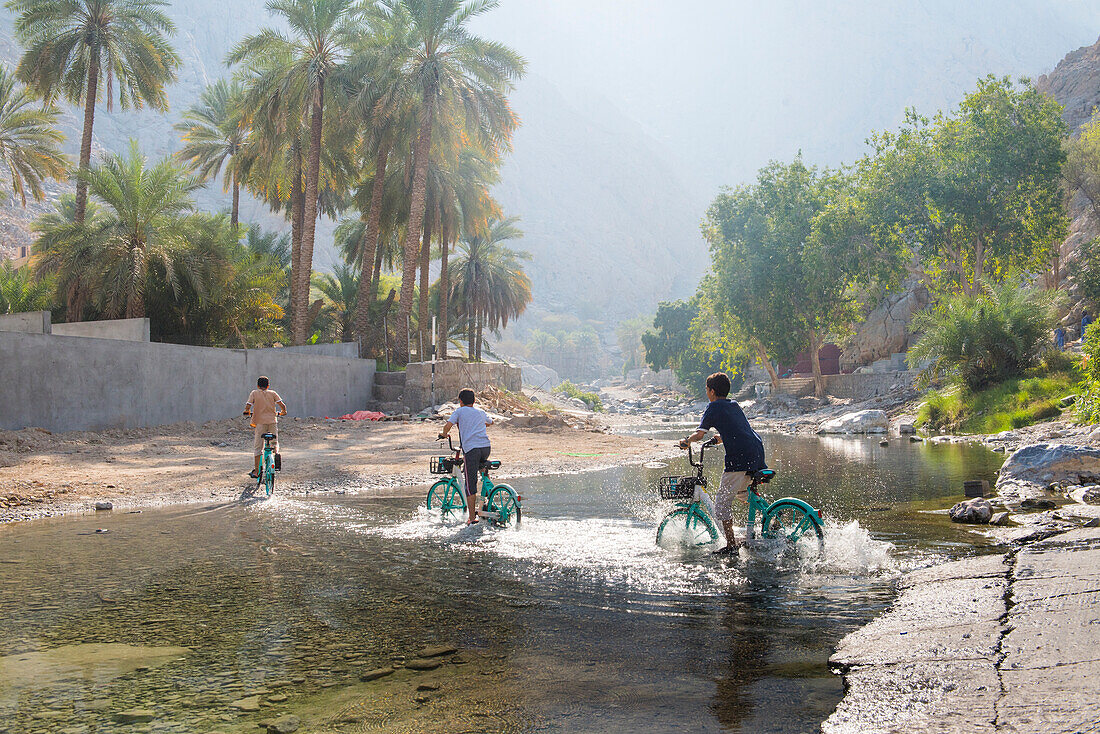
[175,79,250,232]
[908,280,1057,391]
[0,67,68,206]
[311,263,360,343]
[7,0,180,223]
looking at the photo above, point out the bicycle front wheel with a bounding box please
[264,465,275,496]
[762,500,824,554]
[427,480,465,522]
[486,485,521,528]
[656,506,719,548]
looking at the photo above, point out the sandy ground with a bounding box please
[0,417,678,524]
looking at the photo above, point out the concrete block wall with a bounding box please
[403,360,522,411]
[52,317,150,342]
[823,370,918,400]
[0,331,376,432]
[0,311,50,334]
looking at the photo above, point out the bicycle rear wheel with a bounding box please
[427,480,465,522]
[761,500,824,554]
[486,485,521,528]
[264,465,275,496]
[656,506,719,548]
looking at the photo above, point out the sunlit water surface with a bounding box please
[0,433,1003,733]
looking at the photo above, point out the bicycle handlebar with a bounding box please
[437,434,461,455]
[685,436,719,468]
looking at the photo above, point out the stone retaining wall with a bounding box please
[403,360,522,411]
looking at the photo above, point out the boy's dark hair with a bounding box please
[458,389,475,406]
[706,372,731,398]
[257,376,269,389]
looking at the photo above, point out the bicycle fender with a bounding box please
[766,497,822,522]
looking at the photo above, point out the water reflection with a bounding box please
[0,435,1001,733]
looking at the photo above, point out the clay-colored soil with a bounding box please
[0,417,674,523]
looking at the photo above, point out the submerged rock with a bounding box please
[358,666,395,682]
[114,709,155,723]
[267,715,300,734]
[229,696,261,712]
[949,497,993,524]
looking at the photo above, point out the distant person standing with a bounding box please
[1056,327,1066,351]
[1083,313,1093,340]
[244,376,286,479]
[438,389,494,525]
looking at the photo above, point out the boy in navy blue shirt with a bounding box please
[680,372,766,554]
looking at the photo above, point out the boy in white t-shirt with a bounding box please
[438,389,493,525]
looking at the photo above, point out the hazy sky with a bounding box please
[473,1,1100,194]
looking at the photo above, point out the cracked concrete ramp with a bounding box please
[822,529,1100,733]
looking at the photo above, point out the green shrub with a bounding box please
[908,281,1058,391]
[917,370,1078,434]
[553,381,603,411]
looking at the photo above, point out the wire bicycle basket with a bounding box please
[430,456,457,474]
[658,475,703,500]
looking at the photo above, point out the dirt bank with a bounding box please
[0,417,676,523]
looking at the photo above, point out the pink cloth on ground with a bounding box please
[338,410,386,421]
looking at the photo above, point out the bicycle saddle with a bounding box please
[751,469,775,483]
[480,459,502,471]
[262,433,276,440]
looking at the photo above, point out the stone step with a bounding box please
[373,384,405,402]
[374,371,407,386]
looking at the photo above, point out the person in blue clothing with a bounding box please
[438,388,494,525]
[679,372,766,555]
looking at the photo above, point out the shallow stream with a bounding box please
[0,434,1003,733]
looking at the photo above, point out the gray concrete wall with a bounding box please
[403,360,522,411]
[52,317,150,342]
[824,371,918,400]
[0,331,376,432]
[251,342,358,359]
[0,310,50,334]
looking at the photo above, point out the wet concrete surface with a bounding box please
[823,527,1100,733]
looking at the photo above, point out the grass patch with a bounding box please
[553,381,603,412]
[917,365,1081,434]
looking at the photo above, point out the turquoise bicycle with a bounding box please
[426,436,522,527]
[256,432,279,497]
[656,438,824,553]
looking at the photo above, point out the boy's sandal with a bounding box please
[248,470,258,479]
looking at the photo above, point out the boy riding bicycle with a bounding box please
[244,375,287,478]
[679,372,766,555]
[438,389,494,525]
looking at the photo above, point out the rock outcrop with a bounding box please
[817,409,889,434]
[1036,36,1100,133]
[840,281,930,371]
[995,442,1100,502]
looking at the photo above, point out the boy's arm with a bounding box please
[276,399,287,415]
[243,394,254,416]
[679,429,708,448]
[438,420,455,439]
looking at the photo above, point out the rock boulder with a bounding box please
[817,410,890,434]
[995,443,1100,502]
[949,497,993,524]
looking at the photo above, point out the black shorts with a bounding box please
[463,446,491,496]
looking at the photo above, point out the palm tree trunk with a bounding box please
[476,304,484,362]
[438,220,450,359]
[292,81,325,345]
[231,170,240,234]
[75,53,100,224]
[354,140,390,354]
[289,140,304,329]
[418,196,434,360]
[397,93,435,360]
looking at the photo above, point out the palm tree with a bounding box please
[229,0,362,345]
[311,262,359,342]
[383,0,525,358]
[35,141,201,318]
[449,216,531,361]
[175,79,250,232]
[7,0,180,223]
[0,259,54,313]
[0,67,68,207]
